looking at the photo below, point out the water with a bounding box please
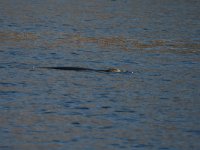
[0,0,200,149]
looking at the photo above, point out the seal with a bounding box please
[40,67,129,73]
[105,68,122,72]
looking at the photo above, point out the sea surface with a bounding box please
[0,0,200,149]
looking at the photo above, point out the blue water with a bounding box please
[0,0,200,149]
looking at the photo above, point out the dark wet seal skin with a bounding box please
[40,67,133,73]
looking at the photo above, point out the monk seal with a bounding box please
[106,68,122,72]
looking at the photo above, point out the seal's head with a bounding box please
[107,68,122,72]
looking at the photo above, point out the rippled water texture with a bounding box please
[0,0,200,149]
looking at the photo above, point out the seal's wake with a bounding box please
[40,67,132,73]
